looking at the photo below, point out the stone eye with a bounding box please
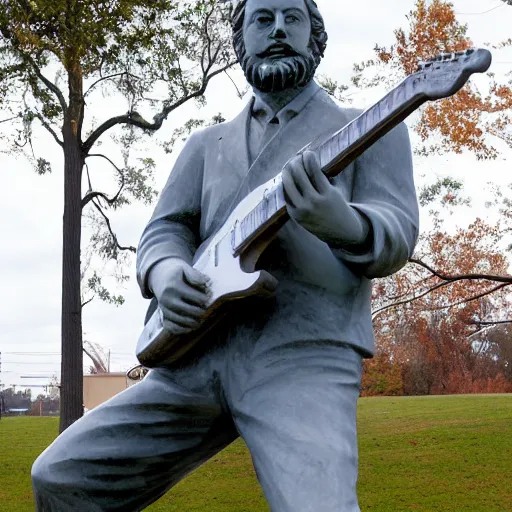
[256,15,273,27]
[285,14,300,24]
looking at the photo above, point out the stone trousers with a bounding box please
[31,334,363,512]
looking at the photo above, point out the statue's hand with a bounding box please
[148,258,211,334]
[282,150,370,248]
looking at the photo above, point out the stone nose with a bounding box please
[270,12,287,40]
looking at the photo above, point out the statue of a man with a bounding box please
[31,0,419,510]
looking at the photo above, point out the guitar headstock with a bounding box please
[410,48,492,100]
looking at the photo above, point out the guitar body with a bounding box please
[136,179,281,367]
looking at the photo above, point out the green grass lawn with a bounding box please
[1,394,511,511]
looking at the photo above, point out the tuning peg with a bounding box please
[429,48,477,63]
[415,48,478,72]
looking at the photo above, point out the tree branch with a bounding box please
[202,4,216,72]
[372,280,455,320]
[381,274,436,303]
[0,115,20,124]
[34,113,63,147]
[176,58,188,94]
[224,69,245,99]
[472,319,512,326]
[82,61,236,153]
[83,345,107,373]
[84,72,143,97]
[428,283,511,312]
[82,154,125,209]
[83,191,114,208]
[84,162,93,191]
[81,297,94,308]
[373,272,511,321]
[467,317,512,340]
[409,258,512,284]
[92,199,136,253]
[22,53,67,111]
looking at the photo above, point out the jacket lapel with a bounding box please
[231,89,351,205]
[200,99,252,238]
[205,90,355,239]
[218,99,252,182]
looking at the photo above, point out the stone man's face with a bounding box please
[239,0,317,93]
[243,0,311,60]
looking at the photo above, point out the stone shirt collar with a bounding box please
[251,80,320,125]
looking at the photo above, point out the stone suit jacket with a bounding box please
[136,87,420,358]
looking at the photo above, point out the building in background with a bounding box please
[83,372,129,410]
[83,365,147,410]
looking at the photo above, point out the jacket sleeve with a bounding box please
[136,131,204,298]
[332,122,420,279]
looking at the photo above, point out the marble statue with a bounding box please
[31,0,419,510]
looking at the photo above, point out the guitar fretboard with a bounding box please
[232,74,426,255]
[235,176,286,251]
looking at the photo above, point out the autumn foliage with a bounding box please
[367,219,512,396]
[357,1,512,396]
[361,353,403,397]
[369,0,512,160]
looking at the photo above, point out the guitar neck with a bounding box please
[315,78,424,177]
[232,75,425,256]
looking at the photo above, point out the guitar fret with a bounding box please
[335,130,341,159]
[236,180,287,251]
[317,77,418,177]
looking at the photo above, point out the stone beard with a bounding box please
[239,44,318,93]
[232,0,328,93]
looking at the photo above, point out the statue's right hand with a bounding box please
[148,258,211,334]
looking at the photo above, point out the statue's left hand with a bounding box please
[282,150,370,248]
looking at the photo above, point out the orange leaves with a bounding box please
[364,0,512,396]
[418,87,498,159]
[370,0,512,159]
[361,353,404,397]
[384,0,472,75]
[493,85,512,100]
[426,218,505,274]
[370,217,512,395]
[376,49,393,65]
[416,72,512,158]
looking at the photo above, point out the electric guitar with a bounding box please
[136,48,492,368]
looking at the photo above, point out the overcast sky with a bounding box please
[1,0,511,393]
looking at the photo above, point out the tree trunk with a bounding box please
[59,124,84,433]
[59,54,85,432]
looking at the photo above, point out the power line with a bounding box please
[4,352,60,356]
[455,4,506,15]
[3,362,62,365]
[3,351,134,356]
